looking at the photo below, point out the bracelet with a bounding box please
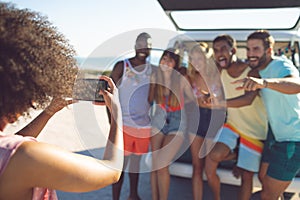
[263,79,268,88]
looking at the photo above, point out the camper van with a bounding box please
[155,0,300,194]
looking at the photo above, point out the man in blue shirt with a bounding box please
[237,30,300,200]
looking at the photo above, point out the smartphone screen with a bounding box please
[73,78,107,102]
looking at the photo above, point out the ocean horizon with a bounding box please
[76,57,117,72]
[75,51,163,72]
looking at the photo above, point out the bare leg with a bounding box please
[238,169,254,200]
[189,134,205,200]
[259,162,284,200]
[128,154,142,200]
[151,130,183,200]
[156,133,183,200]
[150,170,158,200]
[156,165,170,200]
[205,155,221,200]
[258,162,269,185]
[261,175,291,200]
[113,156,130,200]
[223,151,237,161]
[205,142,231,200]
[150,133,164,200]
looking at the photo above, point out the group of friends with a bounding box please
[1,2,300,200]
[109,30,300,200]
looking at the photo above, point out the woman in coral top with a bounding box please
[148,48,194,200]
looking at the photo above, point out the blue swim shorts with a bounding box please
[265,140,300,181]
[261,124,276,163]
[215,124,264,172]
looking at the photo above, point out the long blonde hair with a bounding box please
[188,43,222,96]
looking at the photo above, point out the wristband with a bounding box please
[263,79,268,88]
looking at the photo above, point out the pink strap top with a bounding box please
[192,83,205,98]
[0,134,58,200]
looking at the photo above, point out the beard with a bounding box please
[248,52,267,69]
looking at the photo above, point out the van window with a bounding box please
[170,8,300,30]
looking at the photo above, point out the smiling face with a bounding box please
[135,35,152,59]
[247,39,270,69]
[159,48,180,72]
[213,40,235,69]
[159,54,176,71]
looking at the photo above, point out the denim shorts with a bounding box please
[151,105,186,136]
[186,103,225,138]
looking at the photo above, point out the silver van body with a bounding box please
[156,0,300,193]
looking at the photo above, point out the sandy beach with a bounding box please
[4,102,298,200]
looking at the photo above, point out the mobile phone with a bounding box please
[95,79,108,102]
[73,78,108,102]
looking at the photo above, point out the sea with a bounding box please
[76,57,117,72]
[75,51,163,73]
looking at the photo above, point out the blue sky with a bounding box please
[5,1,299,59]
[4,0,176,57]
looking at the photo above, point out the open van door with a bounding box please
[157,0,300,68]
[158,0,300,10]
[155,0,300,193]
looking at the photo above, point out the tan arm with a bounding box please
[17,98,73,138]
[3,76,124,195]
[235,75,300,94]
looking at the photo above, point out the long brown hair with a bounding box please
[154,48,182,108]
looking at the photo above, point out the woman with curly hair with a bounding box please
[0,3,123,199]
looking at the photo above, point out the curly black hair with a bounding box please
[0,2,78,118]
